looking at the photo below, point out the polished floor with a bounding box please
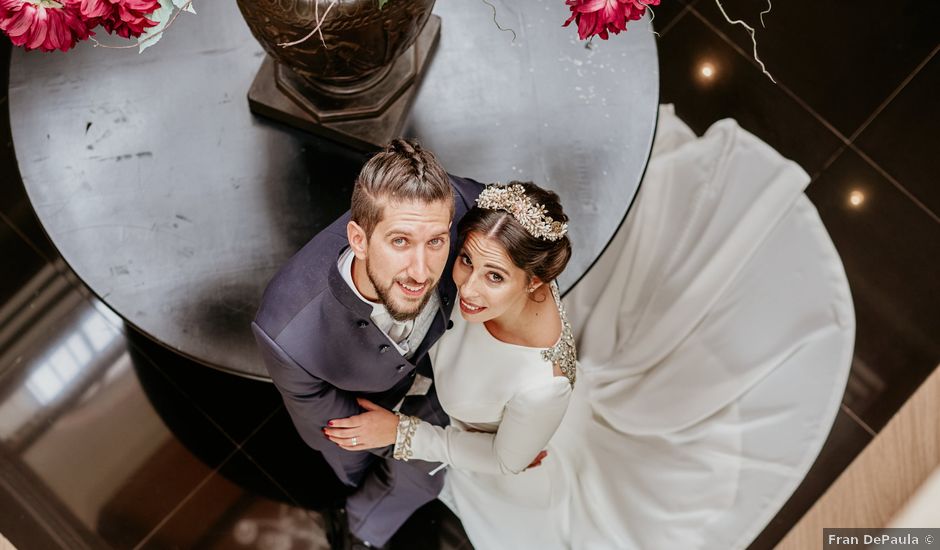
[1,1,939,548]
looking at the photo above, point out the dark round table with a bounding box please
[9,0,658,379]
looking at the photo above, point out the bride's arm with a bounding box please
[403,379,571,475]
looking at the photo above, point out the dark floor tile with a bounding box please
[693,0,940,137]
[1,38,16,210]
[841,356,885,434]
[855,51,940,218]
[0,284,239,549]
[94,439,230,550]
[127,339,244,469]
[236,407,350,511]
[125,327,283,447]
[235,412,472,548]
[0,447,105,550]
[390,499,471,550]
[747,407,873,549]
[657,12,843,175]
[805,148,940,432]
[0,217,46,306]
[0,206,58,261]
[1,38,56,260]
[650,0,694,35]
[216,447,306,508]
[138,464,330,550]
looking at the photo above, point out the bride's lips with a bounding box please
[396,280,427,298]
[459,298,486,315]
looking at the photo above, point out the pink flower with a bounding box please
[79,0,159,38]
[563,0,660,40]
[0,0,94,51]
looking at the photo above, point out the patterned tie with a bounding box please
[387,319,414,348]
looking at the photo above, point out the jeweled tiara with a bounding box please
[475,184,568,242]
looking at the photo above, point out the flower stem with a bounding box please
[759,0,773,28]
[713,0,776,83]
[278,1,337,48]
[480,0,517,43]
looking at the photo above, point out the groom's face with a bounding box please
[354,199,452,321]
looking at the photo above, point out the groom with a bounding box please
[252,139,483,549]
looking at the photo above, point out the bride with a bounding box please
[323,105,854,549]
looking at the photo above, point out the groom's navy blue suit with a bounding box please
[252,175,484,545]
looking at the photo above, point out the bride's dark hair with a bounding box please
[458,181,572,285]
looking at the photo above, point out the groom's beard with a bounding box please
[368,264,438,322]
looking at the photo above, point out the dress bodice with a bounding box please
[430,281,575,427]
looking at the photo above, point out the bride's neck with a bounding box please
[484,286,552,344]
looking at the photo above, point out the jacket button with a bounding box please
[379,344,390,353]
[447,320,454,330]
[357,320,369,328]
[396,364,406,372]
[442,295,450,306]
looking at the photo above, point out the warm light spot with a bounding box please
[700,63,715,79]
[848,189,865,207]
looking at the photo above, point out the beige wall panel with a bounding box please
[778,366,940,550]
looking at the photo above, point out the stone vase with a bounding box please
[237,0,441,148]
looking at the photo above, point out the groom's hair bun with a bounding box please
[459,181,572,285]
[352,138,454,238]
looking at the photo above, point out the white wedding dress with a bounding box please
[406,105,855,549]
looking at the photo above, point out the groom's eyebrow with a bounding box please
[384,228,415,237]
[383,228,449,238]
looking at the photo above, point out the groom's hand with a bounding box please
[324,398,399,451]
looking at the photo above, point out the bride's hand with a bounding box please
[324,398,398,451]
[526,450,548,470]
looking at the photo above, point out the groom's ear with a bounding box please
[347,221,369,260]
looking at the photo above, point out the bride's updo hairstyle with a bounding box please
[458,181,572,285]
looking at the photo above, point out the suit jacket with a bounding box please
[252,174,484,488]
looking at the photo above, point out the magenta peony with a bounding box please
[79,0,159,38]
[563,0,660,40]
[0,0,94,52]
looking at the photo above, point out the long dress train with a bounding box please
[557,104,855,548]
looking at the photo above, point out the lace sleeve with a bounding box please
[393,412,421,461]
[541,281,577,386]
[392,382,571,474]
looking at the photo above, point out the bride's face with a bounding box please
[452,231,532,323]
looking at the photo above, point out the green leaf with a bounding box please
[173,0,196,14]
[138,0,196,53]
[138,2,174,53]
